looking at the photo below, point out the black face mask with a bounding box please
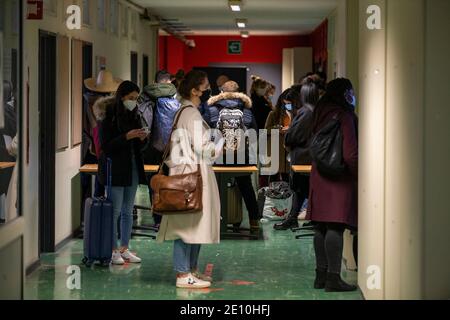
[200,88,212,104]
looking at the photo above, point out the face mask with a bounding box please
[123,100,137,111]
[350,95,356,108]
[199,89,211,104]
[284,103,293,111]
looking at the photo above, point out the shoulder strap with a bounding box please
[157,105,194,173]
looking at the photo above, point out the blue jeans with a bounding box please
[173,239,201,273]
[111,161,138,249]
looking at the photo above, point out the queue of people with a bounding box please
[82,67,358,292]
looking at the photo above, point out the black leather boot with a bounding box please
[325,273,358,292]
[314,269,327,289]
[273,214,299,230]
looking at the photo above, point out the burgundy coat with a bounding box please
[306,104,358,228]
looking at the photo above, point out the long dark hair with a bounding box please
[272,88,299,126]
[178,70,208,100]
[114,80,140,133]
[313,78,353,128]
[300,77,319,109]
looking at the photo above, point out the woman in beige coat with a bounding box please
[157,70,223,289]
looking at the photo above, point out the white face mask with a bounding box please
[123,100,137,111]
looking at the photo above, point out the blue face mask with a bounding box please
[284,103,293,111]
[351,95,356,108]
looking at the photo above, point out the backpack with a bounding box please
[309,115,346,178]
[138,95,181,154]
[217,108,245,152]
[216,108,250,166]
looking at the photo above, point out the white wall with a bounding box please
[358,0,386,301]
[23,0,157,269]
[359,0,450,300]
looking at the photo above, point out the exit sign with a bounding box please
[228,41,242,55]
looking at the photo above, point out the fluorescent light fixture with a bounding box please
[229,0,242,12]
[241,31,249,38]
[236,19,247,28]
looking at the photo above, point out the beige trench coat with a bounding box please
[156,100,221,244]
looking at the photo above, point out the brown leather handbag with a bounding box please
[150,106,203,215]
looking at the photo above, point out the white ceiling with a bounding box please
[133,0,339,35]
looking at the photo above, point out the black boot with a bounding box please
[314,269,327,289]
[273,214,299,230]
[325,273,357,292]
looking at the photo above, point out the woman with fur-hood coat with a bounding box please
[206,89,256,130]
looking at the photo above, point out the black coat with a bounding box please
[251,94,272,131]
[99,103,147,187]
[284,104,314,165]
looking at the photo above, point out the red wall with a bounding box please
[159,35,311,74]
[159,20,328,75]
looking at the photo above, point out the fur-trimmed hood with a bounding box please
[207,92,252,109]
[93,96,116,121]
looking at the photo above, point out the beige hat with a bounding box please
[221,80,239,93]
[84,70,123,93]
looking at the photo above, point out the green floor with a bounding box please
[25,187,362,300]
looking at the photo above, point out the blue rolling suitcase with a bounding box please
[82,159,114,267]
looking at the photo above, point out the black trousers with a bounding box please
[235,175,260,221]
[289,174,310,218]
[313,222,346,274]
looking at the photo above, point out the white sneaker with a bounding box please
[111,251,125,265]
[192,271,213,283]
[176,273,211,289]
[121,249,142,263]
[298,209,307,221]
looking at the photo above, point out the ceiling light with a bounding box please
[236,19,247,28]
[241,31,249,38]
[229,0,242,12]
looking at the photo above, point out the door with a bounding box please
[193,66,248,95]
[38,30,56,254]
[142,54,149,87]
[131,51,138,84]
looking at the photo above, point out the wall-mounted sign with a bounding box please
[228,41,242,55]
[27,0,43,20]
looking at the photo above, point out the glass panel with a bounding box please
[83,0,90,26]
[43,0,57,16]
[110,0,119,36]
[121,4,128,37]
[97,0,106,31]
[0,0,20,226]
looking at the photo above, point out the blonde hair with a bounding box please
[250,75,269,96]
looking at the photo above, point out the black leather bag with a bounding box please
[310,115,346,178]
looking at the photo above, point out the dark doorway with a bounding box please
[194,66,248,96]
[142,54,149,87]
[82,42,93,91]
[131,51,138,84]
[38,30,57,254]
